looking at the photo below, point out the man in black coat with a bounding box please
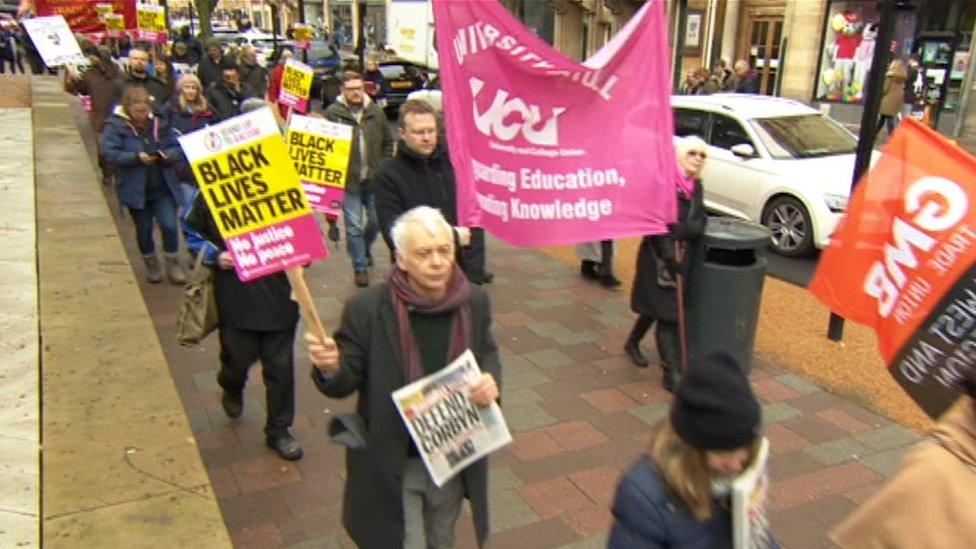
[206,63,258,120]
[239,45,268,97]
[197,39,226,89]
[732,59,760,94]
[185,190,303,461]
[374,99,493,284]
[122,48,171,109]
[307,205,501,548]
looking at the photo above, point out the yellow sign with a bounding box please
[105,13,125,31]
[95,3,113,20]
[293,25,312,42]
[285,115,353,214]
[136,3,166,32]
[281,61,313,101]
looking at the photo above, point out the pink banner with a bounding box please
[134,29,167,43]
[226,214,328,282]
[432,0,679,246]
[278,90,309,114]
[302,183,344,217]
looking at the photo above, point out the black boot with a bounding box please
[580,260,599,280]
[624,341,649,367]
[598,262,622,288]
[662,364,682,393]
[625,316,653,368]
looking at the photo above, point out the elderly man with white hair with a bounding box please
[306,205,501,548]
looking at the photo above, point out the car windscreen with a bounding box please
[379,64,416,81]
[750,115,857,159]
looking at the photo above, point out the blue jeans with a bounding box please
[342,189,378,271]
[129,193,180,255]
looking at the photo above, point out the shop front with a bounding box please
[812,0,976,133]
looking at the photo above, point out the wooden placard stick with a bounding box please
[285,266,327,343]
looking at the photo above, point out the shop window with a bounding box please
[815,1,917,104]
[502,0,554,45]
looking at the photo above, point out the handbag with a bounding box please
[177,249,218,346]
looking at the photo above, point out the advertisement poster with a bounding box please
[809,119,976,418]
[392,350,512,488]
[178,107,328,282]
[135,2,167,43]
[285,114,353,216]
[432,0,678,246]
[278,59,314,113]
[22,15,88,67]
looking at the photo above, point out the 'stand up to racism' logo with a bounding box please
[203,131,223,152]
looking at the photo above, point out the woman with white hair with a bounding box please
[623,136,708,391]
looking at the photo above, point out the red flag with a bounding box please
[809,118,976,417]
[34,0,136,35]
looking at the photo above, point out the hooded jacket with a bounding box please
[100,105,182,209]
[323,93,392,195]
[831,396,976,548]
[374,141,456,254]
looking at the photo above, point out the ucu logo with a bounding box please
[470,77,566,146]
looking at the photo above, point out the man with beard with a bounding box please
[122,48,171,109]
[206,63,258,120]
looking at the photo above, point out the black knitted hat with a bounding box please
[670,352,762,451]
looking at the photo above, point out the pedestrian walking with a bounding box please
[362,57,389,107]
[714,59,735,92]
[0,23,25,74]
[624,136,707,391]
[239,45,268,97]
[206,63,258,121]
[163,74,217,204]
[100,86,186,284]
[608,352,765,548]
[577,240,621,287]
[324,69,393,287]
[65,45,123,185]
[183,188,303,461]
[122,48,172,109]
[902,54,921,119]
[197,39,225,89]
[878,59,907,137]
[375,99,493,285]
[732,59,760,94]
[306,205,502,548]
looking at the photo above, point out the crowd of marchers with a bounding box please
[62,35,976,549]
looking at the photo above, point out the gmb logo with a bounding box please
[470,77,566,146]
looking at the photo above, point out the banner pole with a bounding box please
[675,241,689,374]
[285,266,328,343]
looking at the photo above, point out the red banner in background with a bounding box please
[809,118,976,417]
[34,0,135,35]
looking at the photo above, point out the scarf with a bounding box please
[390,267,473,383]
[677,171,696,199]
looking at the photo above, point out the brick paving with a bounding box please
[109,229,925,548]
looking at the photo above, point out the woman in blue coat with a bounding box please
[101,86,186,284]
[608,352,770,548]
[163,73,218,206]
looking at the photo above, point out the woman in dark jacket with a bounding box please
[624,136,708,391]
[101,86,186,285]
[164,73,218,205]
[609,352,767,548]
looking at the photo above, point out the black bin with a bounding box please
[686,217,771,371]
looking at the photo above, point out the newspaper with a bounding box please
[732,437,772,549]
[392,349,511,487]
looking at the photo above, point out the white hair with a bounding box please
[675,135,707,156]
[391,206,452,252]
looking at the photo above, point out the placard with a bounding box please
[22,15,88,67]
[178,107,328,282]
[286,114,353,216]
[135,3,168,43]
[278,59,314,113]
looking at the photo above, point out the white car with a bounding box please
[671,94,865,257]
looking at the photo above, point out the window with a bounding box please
[674,108,708,137]
[750,114,857,159]
[710,115,752,150]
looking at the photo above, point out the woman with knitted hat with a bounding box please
[608,352,767,548]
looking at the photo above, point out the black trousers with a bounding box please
[460,227,489,282]
[217,325,297,438]
[627,315,680,368]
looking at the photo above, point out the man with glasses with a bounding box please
[325,70,394,287]
[375,99,494,284]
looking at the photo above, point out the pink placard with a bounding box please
[278,90,309,114]
[302,182,344,217]
[432,0,680,246]
[226,214,328,282]
[134,29,168,43]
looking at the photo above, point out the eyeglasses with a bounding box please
[344,86,364,92]
[687,151,707,159]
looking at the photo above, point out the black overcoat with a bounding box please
[312,281,501,548]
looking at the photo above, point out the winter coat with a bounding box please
[697,76,721,95]
[734,71,760,94]
[311,281,501,549]
[185,192,299,332]
[374,142,457,253]
[206,82,258,121]
[323,95,393,195]
[608,455,733,548]
[100,107,182,210]
[66,62,123,132]
[163,99,218,183]
[631,179,706,321]
[197,54,225,89]
[880,73,906,117]
[363,68,389,100]
[239,59,268,97]
[831,396,976,548]
[121,72,172,109]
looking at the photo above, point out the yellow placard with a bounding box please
[286,129,352,189]
[191,134,313,238]
[95,3,113,20]
[282,62,313,101]
[136,4,166,32]
[105,14,125,31]
[293,26,312,42]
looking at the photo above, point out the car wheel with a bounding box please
[762,196,814,257]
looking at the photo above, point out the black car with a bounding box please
[378,60,431,116]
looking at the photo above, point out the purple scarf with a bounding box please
[390,267,473,383]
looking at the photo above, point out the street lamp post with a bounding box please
[356,0,366,70]
[826,0,914,341]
